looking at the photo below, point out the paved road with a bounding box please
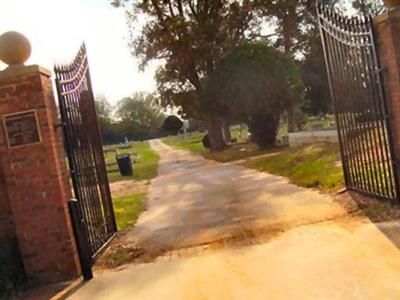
[69,140,400,300]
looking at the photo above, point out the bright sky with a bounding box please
[0,0,157,104]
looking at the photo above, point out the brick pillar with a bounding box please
[0,65,81,284]
[374,9,400,160]
[0,159,24,282]
[0,161,15,250]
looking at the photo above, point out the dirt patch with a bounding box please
[98,184,400,271]
[95,222,286,270]
[94,232,170,270]
[110,180,150,198]
[333,190,400,223]
[94,215,360,270]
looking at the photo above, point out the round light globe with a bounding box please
[0,31,31,66]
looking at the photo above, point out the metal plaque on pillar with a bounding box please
[3,110,42,148]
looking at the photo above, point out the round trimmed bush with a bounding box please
[162,115,183,135]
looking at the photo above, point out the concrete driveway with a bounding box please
[123,140,347,251]
[68,139,400,300]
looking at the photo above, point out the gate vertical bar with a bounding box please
[317,2,398,201]
[83,48,118,233]
[318,3,350,187]
[54,43,117,264]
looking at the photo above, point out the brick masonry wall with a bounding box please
[375,10,400,159]
[0,164,15,243]
[0,67,81,284]
[0,160,24,282]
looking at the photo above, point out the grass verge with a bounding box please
[105,141,159,183]
[113,193,146,231]
[105,141,159,231]
[203,143,284,163]
[243,144,344,193]
[162,128,275,163]
[162,132,206,155]
[164,130,344,193]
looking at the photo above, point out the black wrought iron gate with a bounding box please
[317,4,399,201]
[54,44,117,277]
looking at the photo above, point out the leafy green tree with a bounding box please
[352,0,385,15]
[95,95,121,144]
[95,94,113,123]
[258,0,342,127]
[297,0,383,117]
[300,32,332,116]
[258,1,311,132]
[116,92,165,140]
[111,0,263,151]
[203,42,305,148]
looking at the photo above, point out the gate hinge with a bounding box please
[54,122,65,129]
[378,67,388,75]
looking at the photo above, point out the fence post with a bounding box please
[374,8,400,201]
[68,199,93,281]
[0,32,81,283]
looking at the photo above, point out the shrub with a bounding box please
[203,42,305,149]
[202,134,210,149]
[162,115,183,135]
[247,112,280,149]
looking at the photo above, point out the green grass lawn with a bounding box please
[103,141,159,231]
[163,126,283,163]
[165,119,343,194]
[105,141,159,183]
[96,192,148,268]
[244,144,344,193]
[303,114,335,131]
[278,114,335,136]
[165,129,344,193]
[163,131,206,155]
[163,116,336,163]
[203,143,285,163]
[162,124,251,157]
[113,193,146,230]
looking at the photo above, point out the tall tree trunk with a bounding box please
[222,121,232,143]
[207,119,227,152]
[287,106,295,133]
[282,20,296,134]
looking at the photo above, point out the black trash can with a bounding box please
[116,154,133,176]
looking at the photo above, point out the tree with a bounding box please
[258,1,313,132]
[298,0,382,117]
[258,0,343,128]
[111,0,262,151]
[116,92,165,140]
[95,94,113,122]
[95,95,121,144]
[162,115,183,135]
[300,31,332,116]
[203,42,305,148]
[352,0,385,15]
